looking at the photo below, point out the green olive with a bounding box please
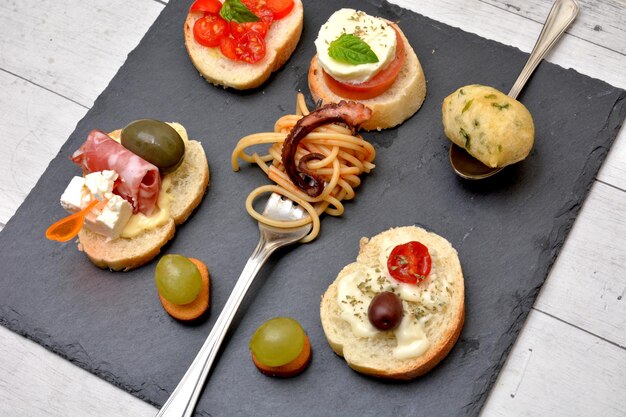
[121,119,185,173]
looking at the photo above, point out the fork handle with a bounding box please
[156,237,276,417]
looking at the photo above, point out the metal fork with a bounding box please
[156,193,311,417]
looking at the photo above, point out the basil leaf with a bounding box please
[219,0,259,23]
[328,33,379,65]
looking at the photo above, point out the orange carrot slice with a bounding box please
[252,334,312,377]
[158,258,210,321]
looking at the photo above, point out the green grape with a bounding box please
[249,317,305,367]
[155,254,201,305]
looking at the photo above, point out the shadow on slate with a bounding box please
[1,0,625,416]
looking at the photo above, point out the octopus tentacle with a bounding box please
[281,101,372,197]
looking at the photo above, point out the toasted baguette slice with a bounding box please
[77,125,210,271]
[309,23,426,131]
[78,219,176,272]
[184,0,304,90]
[320,226,464,379]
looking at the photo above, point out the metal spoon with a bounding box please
[449,0,579,180]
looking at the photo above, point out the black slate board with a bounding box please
[1,0,625,416]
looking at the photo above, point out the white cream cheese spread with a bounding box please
[336,230,455,359]
[314,8,396,84]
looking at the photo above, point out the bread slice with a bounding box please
[320,226,464,379]
[77,125,210,271]
[308,23,426,131]
[184,0,304,90]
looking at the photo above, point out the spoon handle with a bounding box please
[508,0,579,99]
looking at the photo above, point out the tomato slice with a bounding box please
[387,241,432,284]
[229,20,269,39]
[189,0,222,14]
[219,36,238,60]
[219,31,266,63]
[322,27,405,100]
[193,14,229,47]
[241,0,274,24]
[265,0,294,19]
[235,31,266,63]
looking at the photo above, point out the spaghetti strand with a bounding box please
[232,94,375,242]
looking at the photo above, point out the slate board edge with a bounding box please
[1,0,626,415]
[0,1,177,410]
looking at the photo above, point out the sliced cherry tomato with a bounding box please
[256,7,275,24]
[189,0,222,14]
[235,31,266,63]
[241,0,274,24]
[219,36,238,60]
[193,14,229,47]
[265,0,294,19]
[229,21,269,39]
[387,241,432,284]
[323,27,405,100]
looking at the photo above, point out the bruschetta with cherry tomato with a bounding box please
[308,9,426,130]
[184,0,303,90]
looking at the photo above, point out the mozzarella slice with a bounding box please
[314,8,396,84]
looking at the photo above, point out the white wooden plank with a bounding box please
[393,0,626,90]
[535,181,626,347]
[0,1,625,416]
[0,71,87,226]
[0,326,156,417]
[481,0,626,55]
[482,309,626,417]
[0,0,165,107]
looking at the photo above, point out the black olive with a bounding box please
[121,119,185,173]
[368,291,403,331]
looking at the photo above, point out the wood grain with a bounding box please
[0,326,156,417]
[0,0,625,416]
[393,0,626,89]
[482,310,626,417]
[536,181,626,347]
[481,0,626,54]
[0,0,164,107]
[0,71,87,225]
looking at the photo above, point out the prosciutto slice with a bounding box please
[71,129,161,215]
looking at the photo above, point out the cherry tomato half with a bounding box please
[230,20,269,39]
[236,31,266,63]
[189,0,222,14]
[241,0,274,24]
[323,27,405,100]
[219,36,238,60]
[387,241,432,284]
[265,0,295,19]
[193,14,229,47]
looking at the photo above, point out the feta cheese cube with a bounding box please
[84,170,118,201]
[84,195,132,239]
[60,176,92,213]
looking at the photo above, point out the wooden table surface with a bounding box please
[1,0,625,415]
